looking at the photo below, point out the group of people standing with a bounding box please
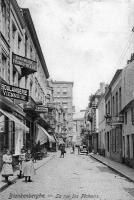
[1,149,35,184]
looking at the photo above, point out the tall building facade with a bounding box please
[0,0,57,170]
[105,70,123,162]
[52,81,74,136]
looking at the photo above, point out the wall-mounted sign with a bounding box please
[0,83,29,101]
[35,105,48,113]
[111,116,124,125]
[12,53,37,75]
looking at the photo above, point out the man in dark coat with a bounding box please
[60,145,65,158]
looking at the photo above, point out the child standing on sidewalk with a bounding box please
[23,149,35,183]
[1,149,13,184]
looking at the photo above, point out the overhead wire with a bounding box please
[115,31,134,68]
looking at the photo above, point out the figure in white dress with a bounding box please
[23,149,35,182]
[1,150,13,184]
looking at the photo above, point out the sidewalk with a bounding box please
[0,152,57,192]
[90,153,134,183]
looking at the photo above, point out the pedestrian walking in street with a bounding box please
[23,149,35,183]
[1,149,13,184]
[18,149,26,179]
[60,144,66,158]
[72,145,75,154]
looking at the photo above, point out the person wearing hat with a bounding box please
[1,149,13,184]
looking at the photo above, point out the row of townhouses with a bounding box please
[85,59,134,168]
[0,0,74,170]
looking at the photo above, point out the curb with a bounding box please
[0,154,56,193]
[89,155,134,183]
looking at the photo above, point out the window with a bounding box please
[25,76,28,89]
[112,96,115,116]
[108,101,110,115]
[1,0,6,37]
[13,67,17,86]
[112,129,116,152]
[107,132,109,152]
[25,35,28,57]
[18,75,21,88]
[131,107,134,125]
[63,88,67,95]
[46,94,50,102]
[115,92,118,116]
[35,87,37,99]
[106,104,107,115]
[18,34,22,50]
[56,88,60,95]
[1,53,7,81]
[125,111,127,124]
[12,22,17,39]
[62,102,67,109]
[127,135,130,158]
[119,87,121,112]
[132,135,134,158]
[30,46,33,60]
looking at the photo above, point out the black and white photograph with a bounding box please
[1,0,134,199]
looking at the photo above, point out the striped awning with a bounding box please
[38,125,55,143]
[0,109,29,132]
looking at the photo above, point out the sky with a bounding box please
[17,0,134,111]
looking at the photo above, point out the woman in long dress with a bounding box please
[23,149,35,182]
[1,150,13,184]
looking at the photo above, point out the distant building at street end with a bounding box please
[51,81,74,137]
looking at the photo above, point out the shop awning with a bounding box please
[36,126,48,145]
[0,109,29,132]
[38,125,55,143]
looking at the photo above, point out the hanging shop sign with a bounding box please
[0,83,29,101]
[12,53,37,75]
[35,105,48,113]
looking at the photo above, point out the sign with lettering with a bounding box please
[35,105,48,113]
[0,83,29,101]
[12,53,37,72]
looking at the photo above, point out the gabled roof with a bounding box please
[22,8,49,79]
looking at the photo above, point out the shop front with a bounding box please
[35,125,55,159]
[0,79,29,170]
[0,106,29,170]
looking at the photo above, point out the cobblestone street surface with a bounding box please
[1,151,134,200]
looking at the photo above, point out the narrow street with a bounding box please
[1,151,134,200]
